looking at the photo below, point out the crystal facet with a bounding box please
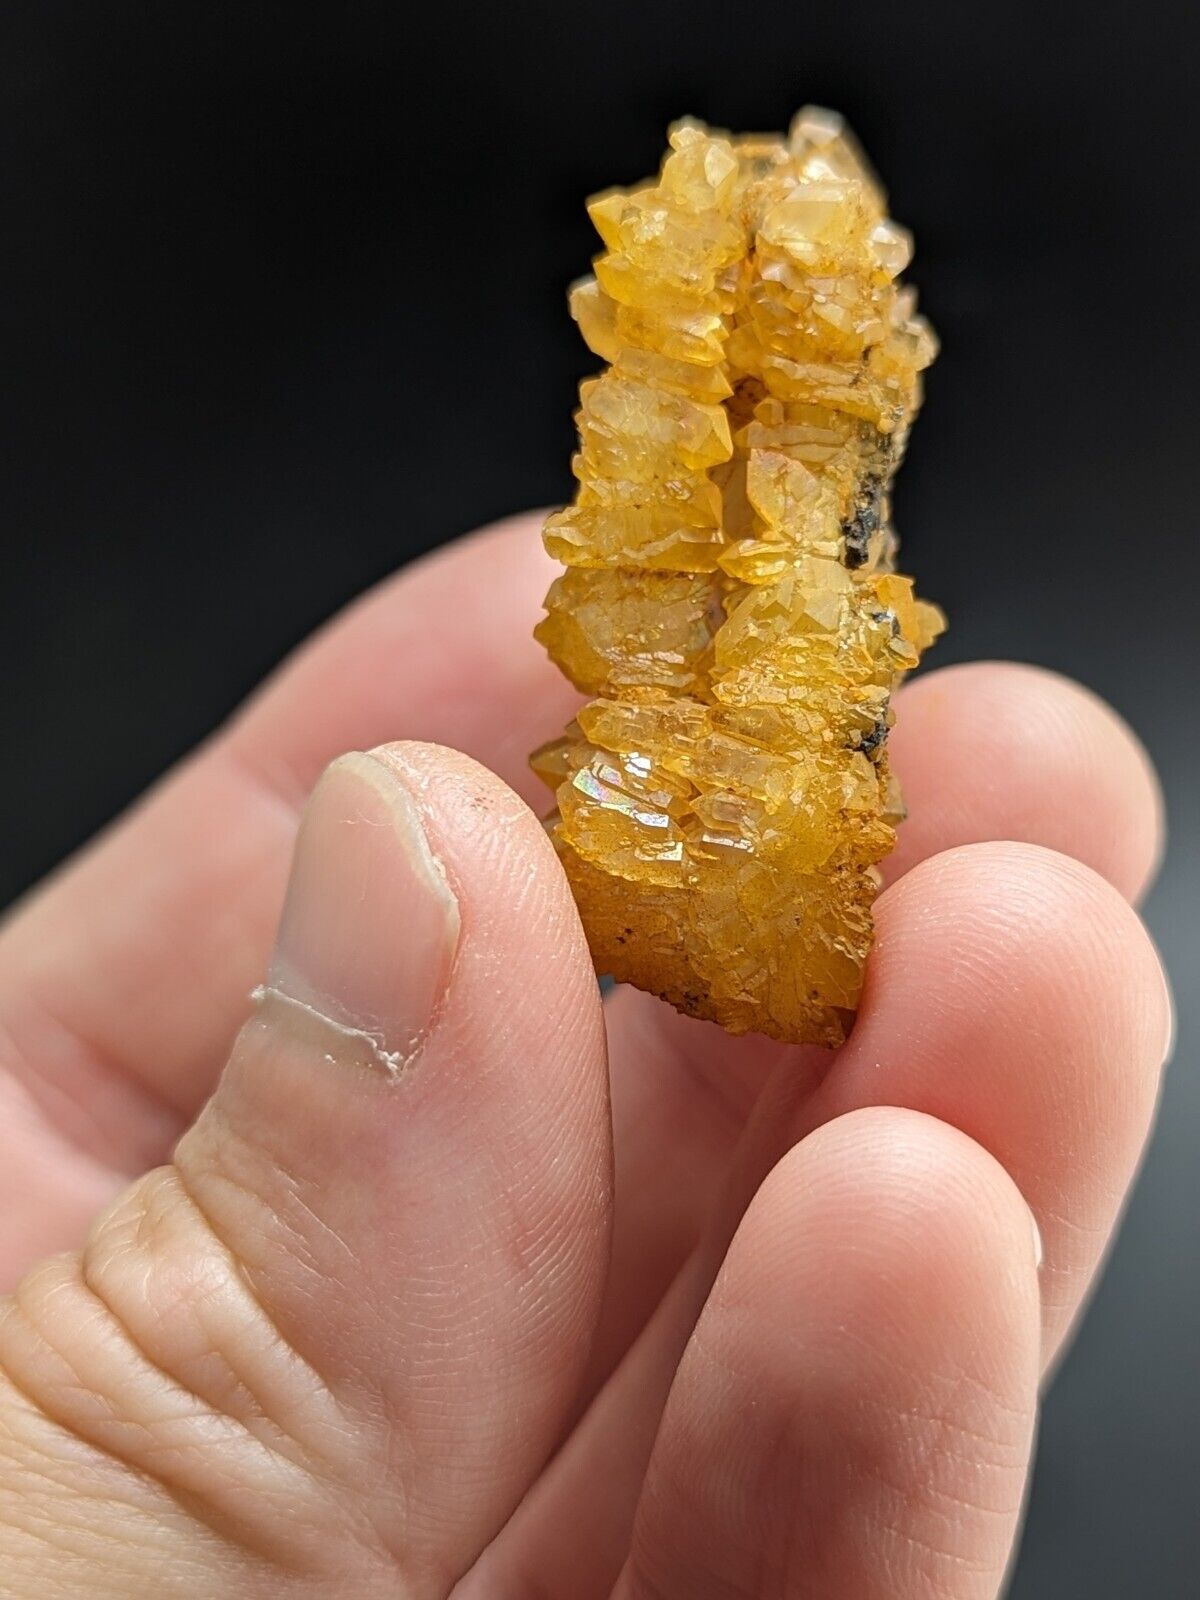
[532,111,944,1047]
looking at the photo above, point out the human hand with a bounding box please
[0,513,1170,1598]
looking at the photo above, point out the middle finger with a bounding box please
[585,659,1163,1394]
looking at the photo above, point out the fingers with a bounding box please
[816,842,1171,1365]
[228,511,575,813]
[0,745,611,1595]
[0,511,573,1277]
[613,1109,1041,1600]
[885,660,1164,900]
[484,844,1168,1596]
[583,661,1165,1390]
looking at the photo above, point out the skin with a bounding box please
[0,511,1170,1597]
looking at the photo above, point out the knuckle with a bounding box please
[0,1164,378,1584]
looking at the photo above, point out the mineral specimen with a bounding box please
[532,109,945,1047]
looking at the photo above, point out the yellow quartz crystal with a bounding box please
[532,109,945,1047]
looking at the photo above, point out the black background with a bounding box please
[2,2,1197,1591]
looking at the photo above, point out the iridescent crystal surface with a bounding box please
[532,109,944,1046]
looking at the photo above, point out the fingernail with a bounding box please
[266,751,459,1071]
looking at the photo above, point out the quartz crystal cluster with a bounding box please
[532,110,945,1046]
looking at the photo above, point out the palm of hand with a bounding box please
[0,513,1169,1598]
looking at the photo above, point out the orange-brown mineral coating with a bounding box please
[531,109,945,1047]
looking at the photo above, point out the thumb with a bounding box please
[0,745,611,1599]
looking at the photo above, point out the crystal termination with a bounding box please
[532,110,945,1047]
